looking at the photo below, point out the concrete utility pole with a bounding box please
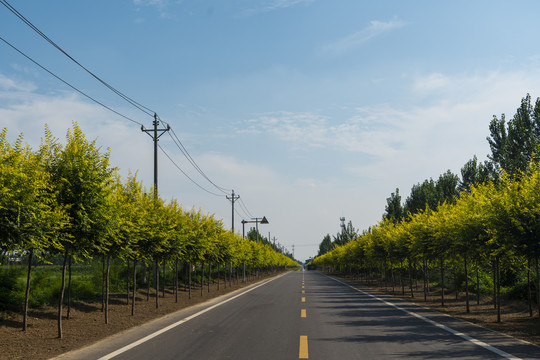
[141,113,170,293]
[141,113,170,199]
[226,190,240,232]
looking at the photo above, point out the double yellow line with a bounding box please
[299,272,308,359]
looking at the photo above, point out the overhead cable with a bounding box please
[158,144,225,197]
[1,1,240,202]
[0,35,144,127]
[0,0,155,117]
[238,197,254,218]
[166,128,231,194]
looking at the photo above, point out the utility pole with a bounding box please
[292,245,295,260]
[340,216,346,242]
[141,113,170,200]
[226,190,240,232]
[141,113,170,293]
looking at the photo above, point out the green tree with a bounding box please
[45,123,115,338]
[458,155,495,193]
[404,178,438,215]
[487,94,540,177]
[383,188,403,223]
[318,234,333,256]
[435,170,459,205]
[0,130,66,330]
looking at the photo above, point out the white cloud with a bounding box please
[322,18,407,55]
[242,109,402,157]
[242,0,313,16]
[0,74,36,92]
[132,0,175,18]
[241,68,540,192]
[0,77,153,188]
[133,0,169,7]
[412,73,451,92]
[4,65,540,262]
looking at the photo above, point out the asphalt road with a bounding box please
[56,271,540,360]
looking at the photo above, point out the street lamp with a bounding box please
[241,216,269,241]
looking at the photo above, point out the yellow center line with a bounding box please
[301,297,305,302]
[302,285,304,289]
[301,309,306,318]
[302,290,305,294]
[299,335,309,359]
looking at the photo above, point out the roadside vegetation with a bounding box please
[0,122,299,339]
[311,94,540,327]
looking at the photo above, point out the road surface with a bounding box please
[55,271,540,359]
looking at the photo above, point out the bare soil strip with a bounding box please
[0,275,275,360]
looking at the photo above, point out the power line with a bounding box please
[0,0,155,117]
[1,33,245,206]
[1,1,247,206]
[234,207,245,222]
[158,144,225,197]
[166,127,231,194]
[238,197,254,218]
[0,35,144,127]
[0,33,237,201]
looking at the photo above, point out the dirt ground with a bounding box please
[0,275,274,360]
[339,274,540,346]
[2,272,540,360]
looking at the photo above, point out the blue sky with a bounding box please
[2,0,540,261]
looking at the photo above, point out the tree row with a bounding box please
[0,123,298,338]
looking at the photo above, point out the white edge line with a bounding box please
[326,275,522,360]
[98,273,287,360]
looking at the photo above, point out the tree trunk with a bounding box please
[126,259,130,305]
[105,255,110,324]
[493,260,497,309]
[536,258,540,320]
[409,260,414,298]
[101,255,105,312]
[208,262,211,293]
[390,264,395,293]
[131,260,137,316]
[476,261,480,305]
[243,262,246,283]
[188,261,192,299]
[454,267,458,300]
[383,262,387,292]
[142,263,147,286]
[23,249,33,331]
[175,260,179,303]
[496,257,501,323]
[464,255,469,313]
[440,257,445,307]
[57,250,69,339]
[423,257,427,302]
[201,261,205,297]
[67,255,72,319]
[217,263,220,291]
[527,258,532,317]
[400,261,405,295]
[183,262,188,292]
[146,265,150,302]
[162,262,166,298]
[155,260,159,308]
